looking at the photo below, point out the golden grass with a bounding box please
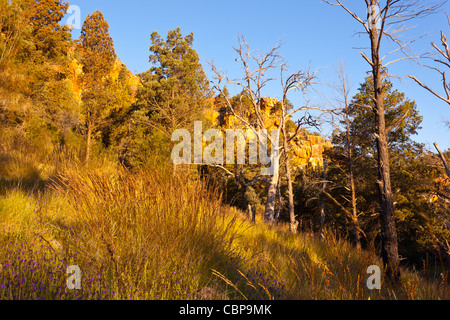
[0,145,450,300]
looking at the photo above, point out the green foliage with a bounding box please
[0,0,30,68]
[245,186,261,207]
[349,76,422,152]
[1,163,449,300]
[137,27,211,136]
[1,2,450,301]
[78,10,130,163]
[28,0,72,61]
[79,10,116,82]
[148,28,209,99]
[112,28,211,167]
[391,146,450,263]
[326,76,449,265]
[79,10,118,123]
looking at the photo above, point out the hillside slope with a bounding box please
[0,153,449,300]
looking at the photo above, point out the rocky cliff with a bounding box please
[206,96,331,170]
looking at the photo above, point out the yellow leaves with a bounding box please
[435,177,450,190]
[203,109,219,125]
[323,140,334,151]
[431,195,439,203]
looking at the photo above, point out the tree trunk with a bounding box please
[86,122,93,164]
[350,172,361,250]
[282,121,298,234]
[264,169,278,224]
[248,204,256,223]
[434,143,450,179]
[319,158,328,239]
[264,129,281,224]
[372,34,400,279]
[347,123,361,249]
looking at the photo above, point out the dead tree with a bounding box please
[319,157,328,240]
[324,0,445,280]
[209,35,316,231]
[434,143,450,179]
[325,63,363,248]
[408,13,450,178]
[409,13,450,106]
[280,68,317,233]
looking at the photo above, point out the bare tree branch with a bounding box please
[408,10,450,106]
[409,75,450,104]
[434,142,450,178]
[386,109,411,132]
[209,35,318,228]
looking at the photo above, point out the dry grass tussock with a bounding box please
[0,148,449,299]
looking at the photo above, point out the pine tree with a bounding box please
[79,10,117,163]
[137,27,211,138]
[29,0,72,60]
[80,10,116,82]
[326,76,443,264]
[349,76,422,153]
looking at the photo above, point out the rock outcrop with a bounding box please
[206,96,331,170]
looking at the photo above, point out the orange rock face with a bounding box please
[205,96,332,170]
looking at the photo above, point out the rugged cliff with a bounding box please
[205,96,331,170]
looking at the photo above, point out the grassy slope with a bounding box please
[0,148,449,300]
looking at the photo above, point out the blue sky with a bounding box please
[65,0,449,151]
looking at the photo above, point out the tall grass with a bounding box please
[0,163,245,299]
[0,144,450,299]
[50,166,242,299]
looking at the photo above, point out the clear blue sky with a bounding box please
[65,0,450,151]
